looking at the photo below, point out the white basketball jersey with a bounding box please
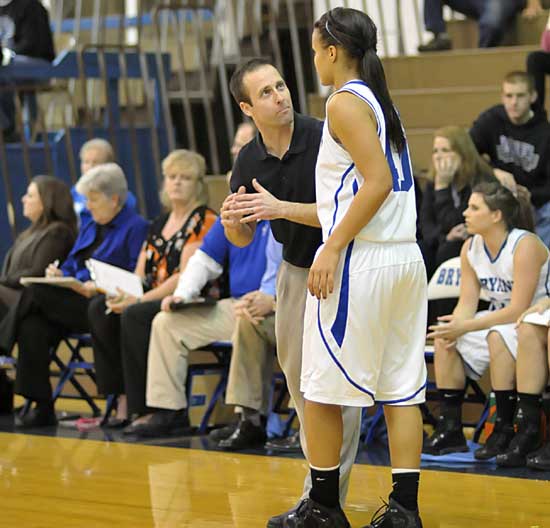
[467,229,550,311]
[315,80,417,243]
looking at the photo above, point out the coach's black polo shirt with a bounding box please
[231,112,323,268]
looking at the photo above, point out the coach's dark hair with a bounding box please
[314,7,405,153]
[472,181,526,231]
[229,58,274,106]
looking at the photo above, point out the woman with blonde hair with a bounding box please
[86,149,217,428]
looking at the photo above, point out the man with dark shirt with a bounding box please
[221,58,362,528]
[0,0,55,140]
[470,71,550,246]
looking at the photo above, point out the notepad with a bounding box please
[86,259,143,297]
[20,276,84,289]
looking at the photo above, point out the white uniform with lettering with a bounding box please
[456,229,550,379]
[301,80,428,407]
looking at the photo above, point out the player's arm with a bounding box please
[467,236,548,330]
[452,240,481,321]
[308,93,392,299]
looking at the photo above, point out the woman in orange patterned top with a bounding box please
[84,150,217,428]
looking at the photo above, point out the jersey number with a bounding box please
[388,140,413,192]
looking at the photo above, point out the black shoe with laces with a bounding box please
[272,498,349,528]
[474,423,514,460]
[363,499,422,528]
[129,409,191,438]
[422,416,468,455]
[526,440,550,471]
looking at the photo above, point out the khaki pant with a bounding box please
[225,313,276,415]
[146,299,236,409]
[276,261,362,506]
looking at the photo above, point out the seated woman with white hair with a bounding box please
[0,162,149,428]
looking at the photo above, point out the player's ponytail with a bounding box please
[315,8,405,153]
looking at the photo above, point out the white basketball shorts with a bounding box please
[301,239,428,407]
[455,310,518,380]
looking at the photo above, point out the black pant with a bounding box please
[14,285,90,401]
[88,298,161,416]
[527,51,550,111]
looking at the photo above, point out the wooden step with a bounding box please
[445,10,549,49]
[382,45,537,90]
[310,85,501,129]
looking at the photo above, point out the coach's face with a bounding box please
[240,65,293,129]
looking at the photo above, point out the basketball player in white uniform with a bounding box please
[427,182,549,464]
[496,283,550,469]
[289,8,427,528]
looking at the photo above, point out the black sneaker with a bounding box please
[266,501,301,528]
[496,427,541,467]
[363,499,423,528]
[422,417,468,455]
[526,440,550,471]
[272,498,349,528]
[418,34,452,52]
[474,424,514,460]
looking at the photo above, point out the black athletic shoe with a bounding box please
[273,498,349,528]
[418,34,452,52]
[266,501,301,528]
[363,499,423,528]
[496,427,541,467]
[474,425,514,460]
[422,417,468,455]
[218,419,266,450]
[526,440,550,471]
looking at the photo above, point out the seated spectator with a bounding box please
[527,12,550,113]
[418,0,543,52]
[0,176,76,320]
[470,71,550,246]
[0,163,148,427]
[0,175,75,414]
[497,297,550,469]
[122,218,273,438]
[216,231,282,450]
[73,138,137,227]
[0,0,55,141]
[424,182,549,460]
[86,150,216,427]
[419,126,495,279]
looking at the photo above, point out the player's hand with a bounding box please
[231,179,282,224]
[516,297,550,326]
[220,186,247,230]
[308,244,341,300]
[427,314,469,342]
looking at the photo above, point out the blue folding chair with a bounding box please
[186,341,232,434]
